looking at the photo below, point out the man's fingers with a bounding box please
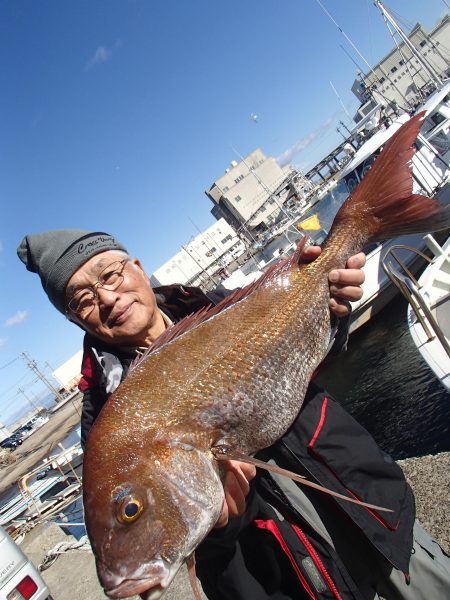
[215,461,256,528]
[300,245,321,262]
[346,252,366,269]
[329,298,351,317]
[329,268,365,287]
[329,284,364,302]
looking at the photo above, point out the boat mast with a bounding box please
[373,0,443,91]
[312,0,411,109]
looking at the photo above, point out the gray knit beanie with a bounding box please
[17,229,128,314]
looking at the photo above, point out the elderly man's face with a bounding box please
[66,251,161,346]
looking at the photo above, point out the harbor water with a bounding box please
[316,293,450,460]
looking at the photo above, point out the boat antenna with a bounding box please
[312,0,411,109]
[373,0,442,90]
[329,80,352,122]
[378,10,424,102]
[312,0,373,73]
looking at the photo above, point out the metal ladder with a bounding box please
[381,238,450,358]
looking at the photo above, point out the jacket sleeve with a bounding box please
[78,339,108,449]
[80,387,106,449]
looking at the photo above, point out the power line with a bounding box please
[0,356,20,370]
[21,352,65,403]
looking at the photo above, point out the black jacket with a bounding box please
[79,284,415,600]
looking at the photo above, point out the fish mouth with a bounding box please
[102,560,180,600]
[105,578,165,599]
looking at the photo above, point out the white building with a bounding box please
[151,218,246,288]
[52,350,83,394]
[0,423,11,441]
[352,15,450,122]
[205,149,296,234]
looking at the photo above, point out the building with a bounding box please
[151,218,246,288]
[0,422,11,442]
[205,149,297,236]
[52,350,83,394]
[352,15,450,122]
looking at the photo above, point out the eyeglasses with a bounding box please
[66,259,129,318]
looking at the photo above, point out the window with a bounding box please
[234,174,244,184]
[221,234,232,244]
[390,66,398,73]
[206,247,217,257]
[235,195,242,202]
[419,40,426,47]
[260,206,266,213]
[379,76,386,84]
[399,59,404,66]
[223,186,229,193]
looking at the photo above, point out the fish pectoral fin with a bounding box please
[211,445,393,514]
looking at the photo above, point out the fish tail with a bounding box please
[330,112,450,243]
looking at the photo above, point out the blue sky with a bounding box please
[0,0,448,426]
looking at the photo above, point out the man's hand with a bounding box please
[301,246,366,317]
[215,460,256,528]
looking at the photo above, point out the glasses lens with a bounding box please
[68,290,96,316]
[99,261,126,290]
[66,259,127,316]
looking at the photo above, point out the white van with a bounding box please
[0,526,53,600]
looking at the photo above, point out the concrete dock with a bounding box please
[17,452,449,600]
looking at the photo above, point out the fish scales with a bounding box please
[83,113,450,599]
[117,268,329,451]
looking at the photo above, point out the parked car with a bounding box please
[0,437,23,451]
[0,525,53,599]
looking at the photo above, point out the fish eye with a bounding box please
[118,497,144,524]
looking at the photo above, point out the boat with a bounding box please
[287,80,450,333]
[382,234,450,391]
[0,442,83,537]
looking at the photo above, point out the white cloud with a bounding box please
[0,337,7,347]
[4,310,29,327]
[277,118,334,167]
[85,40,122,71]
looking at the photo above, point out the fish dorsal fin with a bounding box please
[211,445,393,513]
[129,236,310,373]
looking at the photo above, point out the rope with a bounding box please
[38,535,92,571]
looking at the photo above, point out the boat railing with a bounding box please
[382,242,450,358]
[17,443,83,521]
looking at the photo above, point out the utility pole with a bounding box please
[21,352,65,403]
[17,387,38,411]
[181,245,216,287]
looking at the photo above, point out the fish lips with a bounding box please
[101,558,178,600]
[105,579,163,599]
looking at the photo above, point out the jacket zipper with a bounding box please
[254,519,317,600]
[290,521,343,600]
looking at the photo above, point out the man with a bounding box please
[18,229,449,599]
